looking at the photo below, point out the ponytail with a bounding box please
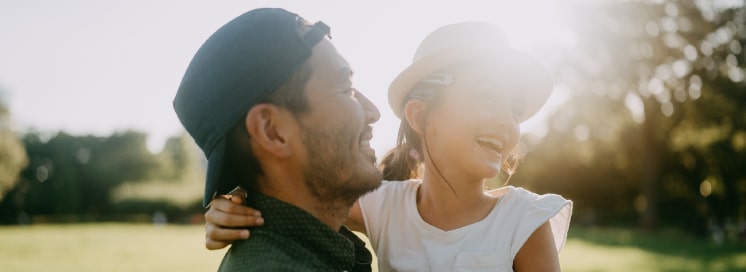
[379,117,424,181]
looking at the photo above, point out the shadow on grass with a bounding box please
[569,226,746,272]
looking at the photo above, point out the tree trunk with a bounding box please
[640,99,660,230]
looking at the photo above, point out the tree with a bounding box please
[515,0,745,231]
[0,90,28,202]
[0,130,207,223]
[4,130,160,217]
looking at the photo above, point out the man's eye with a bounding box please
[343,88,357,96]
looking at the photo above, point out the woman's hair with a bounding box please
[379,67,523,188]
[379,74,452,188]
[379,115,425,181]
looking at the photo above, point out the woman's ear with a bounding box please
[404,99,427,134]
[245,104,293,158]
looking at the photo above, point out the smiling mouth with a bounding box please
[359,127,376,159]
[476,136,504,155]
[359,138,377,162]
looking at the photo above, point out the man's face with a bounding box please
[296,38,382,203]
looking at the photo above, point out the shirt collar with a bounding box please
[247,191,372,271]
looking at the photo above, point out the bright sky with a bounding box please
[0,0,573,154]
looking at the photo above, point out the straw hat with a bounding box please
[388,21,553,122]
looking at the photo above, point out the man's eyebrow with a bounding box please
[340,66,353,77]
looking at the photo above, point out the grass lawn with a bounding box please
[0,223,226,272]
[0,223,744,271]
[561,227,746,272]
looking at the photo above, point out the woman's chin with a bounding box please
[472,164,501,180]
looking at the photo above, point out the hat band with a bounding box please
[302,21,330,46]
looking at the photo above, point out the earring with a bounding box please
[499,154,520,185]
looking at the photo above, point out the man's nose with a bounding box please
[355,91,380,124]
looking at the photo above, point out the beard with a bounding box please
[300,122,382,206]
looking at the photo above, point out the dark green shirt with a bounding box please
[218,192,373,271]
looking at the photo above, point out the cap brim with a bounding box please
[203,137,229,207]
[389,47,553,122]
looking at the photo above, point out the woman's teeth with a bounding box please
[476,136,504,154]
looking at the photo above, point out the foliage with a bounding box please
[109,133,205,207]
[0,92,28,202]
[0,131,205,224]
[0,0,744,235]
[515,0,746,232]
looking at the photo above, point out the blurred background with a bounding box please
[1,0,745,271]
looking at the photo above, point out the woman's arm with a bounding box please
[204,196,367,250]
[513,221,561,271]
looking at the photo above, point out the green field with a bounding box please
[0,224,744,271]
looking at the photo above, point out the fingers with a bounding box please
[230,194,245,204]
[228,187,248,201]
[210,197,262,217]
[205,197,264,227]
[205,239,232,250]
[203,191,265,250]
[221,187,248,204]
[205,223,250,250]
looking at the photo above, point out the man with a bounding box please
[173,8,381,271]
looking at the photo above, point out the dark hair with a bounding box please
[221,17,318,191]
[379,118,424,181]
[379,79,444,182]
[380,80,459,196]
[223,61,312,190]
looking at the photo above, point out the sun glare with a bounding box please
[1,0,579,156]
[338,1,577,153]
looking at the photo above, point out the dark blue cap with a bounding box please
[173,8,330,206]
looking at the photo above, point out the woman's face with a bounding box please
[421,65,524,181]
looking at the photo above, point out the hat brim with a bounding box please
[203,136,228,207]
[388,46,553,122]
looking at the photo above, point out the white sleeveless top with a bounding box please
[359,180,572,272]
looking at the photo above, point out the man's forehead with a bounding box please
[312,38,353,77]
[329,41,352,75]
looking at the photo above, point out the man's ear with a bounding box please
[245,104,294,158]
[404,99,427,134]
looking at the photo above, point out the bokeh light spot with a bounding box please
[36,166,49,182]
[574,124,590,142]
[700,180,712,197]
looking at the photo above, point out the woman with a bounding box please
[205,21,572,271]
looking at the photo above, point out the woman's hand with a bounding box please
[204,190,264,250]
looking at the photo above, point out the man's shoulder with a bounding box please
[218,231,325,271]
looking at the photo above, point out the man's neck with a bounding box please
[309,198,354,231]
[259,182,353,231]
